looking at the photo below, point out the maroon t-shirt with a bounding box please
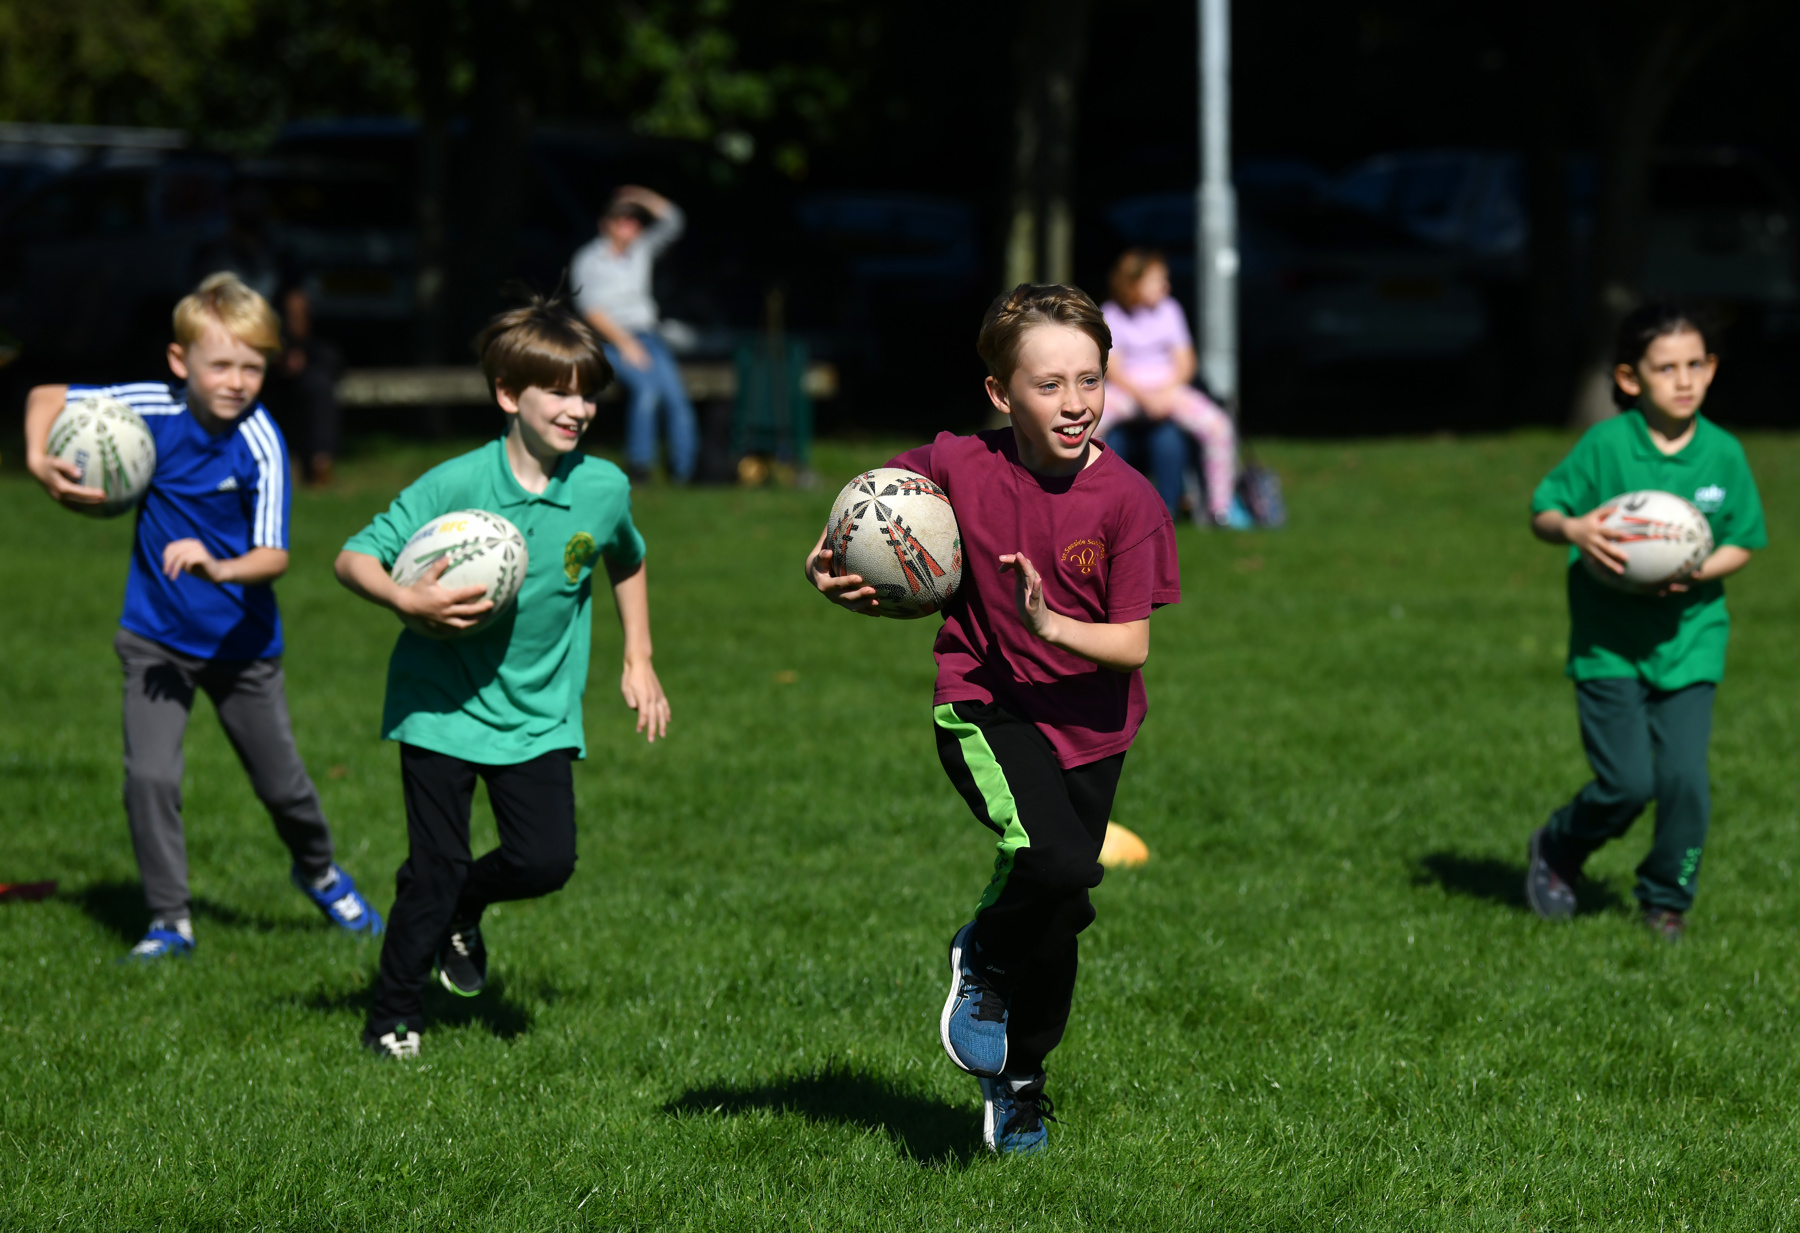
[888,429,1181,768]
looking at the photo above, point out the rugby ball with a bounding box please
[1582,490,1713,593]
[390,509,528,638]
[824,467,963,618]
[46,396,156,517]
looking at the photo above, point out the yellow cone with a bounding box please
[1099,821,1149,869]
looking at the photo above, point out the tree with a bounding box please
[1003,0,1089,289]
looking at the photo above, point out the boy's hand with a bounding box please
[1565,510,1630,577]
[163,539,226,582]
[394,557,493,634]
[804,529,881,615]
[27,453,107,509]
[998,551,1055,640]
[620,658,670,743]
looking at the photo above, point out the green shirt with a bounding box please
[1531,411,1766,689]
[344,439,646,763]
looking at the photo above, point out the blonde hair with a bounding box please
[474,284,612,399]
[172,272,282,355]
[1108,249,1165,310]
[976,283,1111,386]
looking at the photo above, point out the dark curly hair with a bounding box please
[1612,301,1712,408]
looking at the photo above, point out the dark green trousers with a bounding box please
[1546,677,1715,912]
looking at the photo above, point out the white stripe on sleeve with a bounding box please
[243,411,286,548]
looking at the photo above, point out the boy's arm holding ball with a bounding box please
[22,384,106,507]
[605,558,669,743]
[1531,508,1630,577]
[802,528,882,616]
[1531,508,1750,591]
[333,549,494,636]
[999,551,1149,673]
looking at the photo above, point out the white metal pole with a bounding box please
[1196,0,1238,409]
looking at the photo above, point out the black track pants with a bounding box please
[1546,678,1715,912]
[368,744,578,1035]
[934,700,1125,1076]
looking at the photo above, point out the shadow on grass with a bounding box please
[295,974,542,1040]
[64,879,329,943]
[666,1062,980,1167]
[1414,852,1625,916]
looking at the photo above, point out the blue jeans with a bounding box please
[1104,417,1189,518]
[604,331,697,481]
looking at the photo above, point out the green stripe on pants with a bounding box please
[933,703,1032,914]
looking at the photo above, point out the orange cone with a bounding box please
[1098,822,1149,869]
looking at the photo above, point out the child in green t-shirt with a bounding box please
[1525,302,1766,939]
[335,291,670,1057]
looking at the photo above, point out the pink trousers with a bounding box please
[1099,382,1238,519]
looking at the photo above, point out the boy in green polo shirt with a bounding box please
[334,291,670,1057]
[1525,302,1765,939]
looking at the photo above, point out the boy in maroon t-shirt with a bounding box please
[805,283,1180,1154]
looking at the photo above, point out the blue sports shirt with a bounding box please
[69,381,291,660]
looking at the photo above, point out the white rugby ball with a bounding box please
[46,396,156,517]
[1582,489,1713,593]
[824,467,963,618]
[390,509,528,639]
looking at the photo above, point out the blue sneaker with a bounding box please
[293,864,383,935]
[940,922,1009,1076]
[979,1071,1055,1154]
[121,925,195,963]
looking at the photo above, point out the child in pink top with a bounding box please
[1099,249,1240,525]
[804,284,1180,1155]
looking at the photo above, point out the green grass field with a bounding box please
[4,429,1800,1230]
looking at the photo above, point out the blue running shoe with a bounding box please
[121,926,194,963]
[293,864,384,935]
[979,1071,1055,1154]
[940,922,1009,1076]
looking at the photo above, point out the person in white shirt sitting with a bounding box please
[570,185,697,483]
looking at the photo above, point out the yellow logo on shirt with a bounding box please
[563,532,599,583]
[1061,538,1107,575]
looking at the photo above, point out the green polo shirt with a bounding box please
[1532,411,1765,689]
[343,438,645,763]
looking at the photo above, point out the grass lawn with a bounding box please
[3,428,1799,1230]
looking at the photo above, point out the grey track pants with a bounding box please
[115,627,335,920]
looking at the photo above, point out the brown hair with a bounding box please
[976,283,1112,386]
[1108,249,1166,309]
[474,284,612,399]
[172,272,282,355]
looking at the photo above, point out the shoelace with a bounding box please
[448,927,480,958]
[1006,1090,1056,1136]
[329,892,364,921]
[961,968,1008,1023]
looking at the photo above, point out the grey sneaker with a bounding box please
[1525,826,1578,920]
[1642,907,1686,942]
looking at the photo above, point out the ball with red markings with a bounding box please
[1582,489,1713,592]
[824,467,963,618]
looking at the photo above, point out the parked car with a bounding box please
[1104,179,1488,369]
[0,153,232,373]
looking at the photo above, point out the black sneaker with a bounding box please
[437,920,487,996]
[363,1021,420,1059]
[1525,826,1579,920]
[1643,907,1686,942]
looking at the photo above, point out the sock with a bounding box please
[149,917,194,943]
[310,866,340,893]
